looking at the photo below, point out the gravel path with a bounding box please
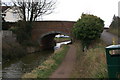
[49,45,76,78]
[101,30,120,45]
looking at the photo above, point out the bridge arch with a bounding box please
[38,31,71,50]
[32,21,76,49]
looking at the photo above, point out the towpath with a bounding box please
[50,45,76,78]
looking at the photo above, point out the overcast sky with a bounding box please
[43,0,119,27]
[2,0,120,27]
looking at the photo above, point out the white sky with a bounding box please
[2,0,120,27]
[43,0,119,27]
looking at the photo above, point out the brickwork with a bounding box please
[31,21,76,49]
[32,21,76,41]
[2,21,76,50]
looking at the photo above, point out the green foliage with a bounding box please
[11,21,33,44]
[21,40,39,47]
[2,22,16,30]
[2,41,27,63]
[9,26,17,33]
[72,14,104,49]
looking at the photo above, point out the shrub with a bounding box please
[21,40,39,47]
[2,22,16,30]
[9,26,18,33]
[2,41,27,63]
[10,20,32,44]
[72,13,104,51]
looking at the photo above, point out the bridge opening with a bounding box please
[40,32,72,50]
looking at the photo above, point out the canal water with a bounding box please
[2,41,71,78]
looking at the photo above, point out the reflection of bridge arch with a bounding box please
[32,21,76,49]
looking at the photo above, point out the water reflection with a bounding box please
[54,41,71,50]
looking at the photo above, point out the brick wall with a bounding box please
[32,21,76,41]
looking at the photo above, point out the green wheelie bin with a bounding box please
[105,45,120,78]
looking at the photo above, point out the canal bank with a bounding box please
[22,44,69,78]
[2,50,54,78]
[3,41,71,78]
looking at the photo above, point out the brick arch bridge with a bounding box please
[32,21,76,49]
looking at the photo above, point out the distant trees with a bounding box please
[72,14,104,51]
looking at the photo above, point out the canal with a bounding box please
[2,41,71,78]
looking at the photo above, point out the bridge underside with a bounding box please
[40,33,59,50]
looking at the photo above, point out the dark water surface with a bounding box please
[2,50,54,78]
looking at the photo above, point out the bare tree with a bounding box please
[9,0,56,21]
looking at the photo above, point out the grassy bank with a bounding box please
[54,37,71,43]
[22,45,69,78]
[71,39,108,78]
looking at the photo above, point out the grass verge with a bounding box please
[22,45,69,78]
[54,37,71,43]
[71,39,108,78]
